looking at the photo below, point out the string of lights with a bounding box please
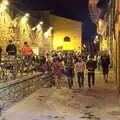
[0,0,53,51]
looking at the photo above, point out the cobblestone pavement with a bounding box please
[1,71,120,120]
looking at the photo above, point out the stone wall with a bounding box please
[0,73,53,111]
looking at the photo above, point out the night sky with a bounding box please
[13,0,97,43]
[28,0,89,22]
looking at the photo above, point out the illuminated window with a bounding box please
[64,36,71,42]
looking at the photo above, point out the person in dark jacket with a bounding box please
[86,55,97,88]
[6,40,17,56]
[101,54,110,82]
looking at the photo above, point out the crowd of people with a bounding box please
[0,40,111,88]
[34,50,111,89]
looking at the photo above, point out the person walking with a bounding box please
[101,53,110,82]
[86,55,97,88]
[52,59,61,89]
[65,55,74,88]
[75,57,86,88]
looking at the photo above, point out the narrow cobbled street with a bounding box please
[1,71,120,120]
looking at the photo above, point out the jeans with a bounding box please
[67,77,73,88]
[77,72,84,88]
[88,72,95,88]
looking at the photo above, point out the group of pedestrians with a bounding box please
[0,40,111,88]
[40,51,111,89]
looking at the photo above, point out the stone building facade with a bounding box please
[49,15,82,51]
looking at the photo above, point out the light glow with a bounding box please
[25,13,30,17]
[97,19,106,35]
[2,0,9,6]
[40,21,43,25]
[21,17,28,24]
[44,31,49,38]
[93,40,97,44]
[83,44,86,48]
[49,26,53,30]
[100,39,108,51]
[95,35,98,39]
[0,0,13,48]
[32,27,36,31]
[0,4,7,13]
[37,24,42,31]
[19,15,32,45]
[21,14,29,24]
